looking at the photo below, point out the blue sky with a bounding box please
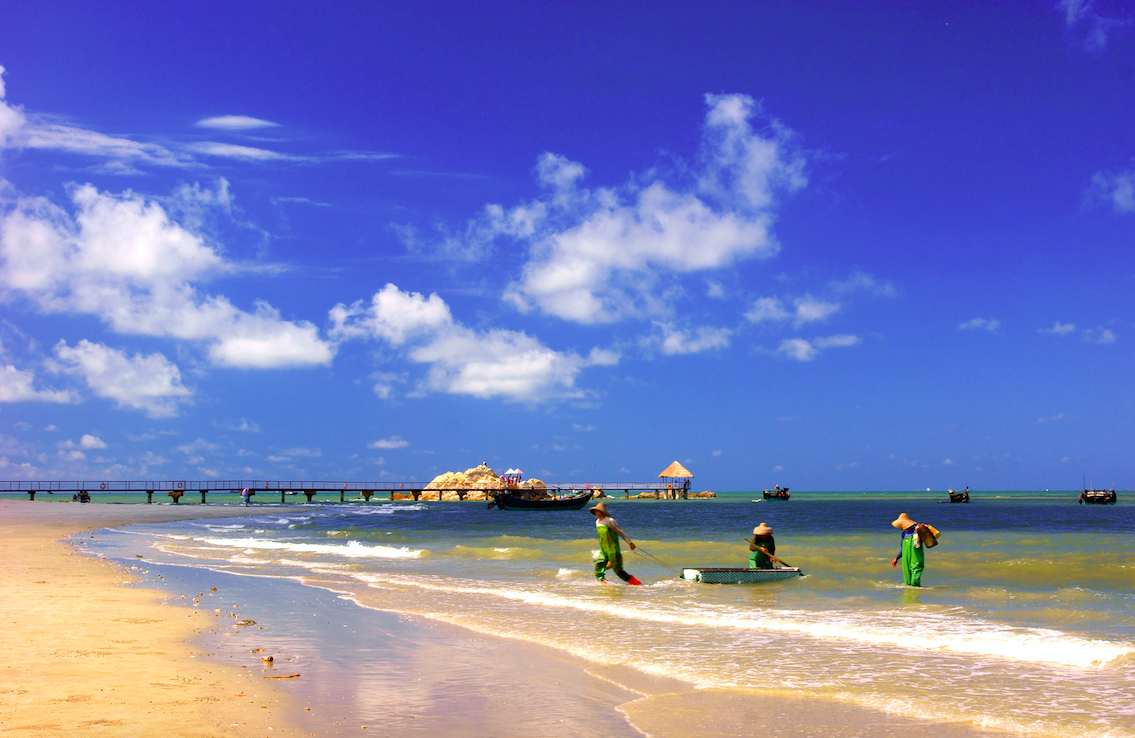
[1,1,1133,490]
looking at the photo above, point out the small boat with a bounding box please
[681,567,803,583]
[763,485,790,500]
[1079,489,1117,505]
[948,488,970,503]
[491,490,594,510]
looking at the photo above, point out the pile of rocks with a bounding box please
[422,464,547,501]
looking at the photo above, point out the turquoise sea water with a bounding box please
[80,490,1134,737]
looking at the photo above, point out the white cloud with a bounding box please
[330,283,452,345]
[431,94,804,324]
[1058,0,1132,54]
[1089,169,1135,212]
[0,67,187,168]
[0,66,23,149]
[187,142,305,162]
[572,424,596,431]
[195,115,280,131]
[215,418,260,432]
[333,284,614,402]
[43,424,58,431]
[0,182,334,368]
[778,338,817,362]
[773,464,783,471]
[176,438,219,455]
[1037,413,1066,424]
[813,334,862,349]
[830,269,897,297]
[1040,321,1076,335]
[777,334,861,362]
[0,363,73,403]
[0,68,386,171]
[712,449,722,457]
[1083,327,1116,344]
[79,434,107,449]
[942,458,956,466]
[705,280,725,299]
[792,297,840,326]
[52,339,192,418]
[649,321,732,355]
[745,297,791,324]
[959,318,1000,332]
[745,295,839,327]
[278,447,321,458]
[369,436,409,449]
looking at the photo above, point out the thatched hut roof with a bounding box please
[658,461,693,478]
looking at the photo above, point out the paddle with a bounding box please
[742,539,793,568]
[633,545,680,576]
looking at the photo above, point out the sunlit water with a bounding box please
[89,491,1135,737]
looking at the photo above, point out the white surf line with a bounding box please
[355,573,1133,669]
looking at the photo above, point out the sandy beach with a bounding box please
[0,499,301,737]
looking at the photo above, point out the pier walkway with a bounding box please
[0,479,696,503]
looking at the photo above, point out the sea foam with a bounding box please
[359,574,1133,668]
[192,536,423,559]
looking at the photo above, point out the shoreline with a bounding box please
[5,499,1006,737]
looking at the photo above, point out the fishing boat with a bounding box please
[763,485,790,500]
[681,567,803,583]
[1079,488,1117,505]
[948,487,970,503]
[490,490,594,510]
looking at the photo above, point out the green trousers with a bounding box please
[595,525,632,582]
[901,534,924,586]
[748,550,772,569]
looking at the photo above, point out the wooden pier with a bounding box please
[0,479,701,504]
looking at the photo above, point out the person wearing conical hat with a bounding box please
[747,523,776,569]
[589,502,642,585]
[890,513,939,587]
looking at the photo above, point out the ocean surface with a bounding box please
[83,490,1134,737]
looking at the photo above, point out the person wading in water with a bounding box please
[590,502,642,585]
[890,512,939,587]
[747,522,776,568]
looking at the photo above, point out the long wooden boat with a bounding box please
[948,489,969,503]
[491,490,594,510]
[1079,489,1117,505]
[681,567,803,583]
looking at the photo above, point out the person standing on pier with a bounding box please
[589,502,642,585]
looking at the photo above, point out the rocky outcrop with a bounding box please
[423,464,548,500]
[691,491,716,498]
[425,464,507,491]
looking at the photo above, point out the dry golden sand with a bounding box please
[0,499,296,738]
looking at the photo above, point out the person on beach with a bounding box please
[590,502,642,585]
[890,513,939,587]
[748,523,776,569]
[241,487,250,506]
